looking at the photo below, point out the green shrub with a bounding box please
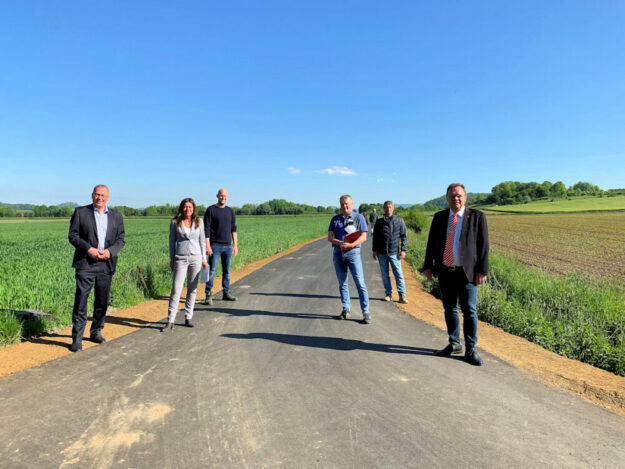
[402,207,430,233]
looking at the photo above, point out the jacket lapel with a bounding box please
[87,204,99,240]
[104,209,114,247]
[460,208,471,245]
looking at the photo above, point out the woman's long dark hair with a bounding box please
[174,198,200,229]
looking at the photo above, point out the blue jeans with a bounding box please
[207,244,232,293]
[438,268,478,349]
[332,248,369,312]
[377,254,406,295]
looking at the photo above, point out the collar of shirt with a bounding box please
[448,206,465,219]
[93,205,109,214]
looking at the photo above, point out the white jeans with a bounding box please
[168,254,202,322]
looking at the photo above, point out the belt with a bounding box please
[441,265,462,272]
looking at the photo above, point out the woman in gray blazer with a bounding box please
[163,198,208,331]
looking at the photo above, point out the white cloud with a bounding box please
[316,166,357,176]
[287,167,302,175]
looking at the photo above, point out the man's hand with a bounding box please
[400,251,406,260]
[475,273,487,285]
[170,263,174,271]
[424,268,433,282]
[98,249,111,260]
[340,242,353,252]
[372,251,378,261]
[206,246,213,257]
[233,245,238,256]
[202,261,208,268]
[87,247,100,259]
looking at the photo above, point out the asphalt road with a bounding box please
[1,238,624,468]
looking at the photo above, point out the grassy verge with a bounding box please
[0,215,328,347]
[404,226,625,377]
[479,194,625,213]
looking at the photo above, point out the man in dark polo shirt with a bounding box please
[203,188,238,305]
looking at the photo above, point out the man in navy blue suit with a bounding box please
[68,184,125,352]
[424,183,489,366]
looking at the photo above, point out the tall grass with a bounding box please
[0,215,328,346]
[405,224,625,377]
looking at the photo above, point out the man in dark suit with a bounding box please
[424,183,489,366]
[68,185,125,352]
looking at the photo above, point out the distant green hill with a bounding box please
[0,201,78,210]
[480,195,625,213]
[423,192,489,208]
[0,202,36,210]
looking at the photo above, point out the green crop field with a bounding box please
[0,215,329,346]
[480,195,625,213]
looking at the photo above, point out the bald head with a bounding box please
[217,188,229,207]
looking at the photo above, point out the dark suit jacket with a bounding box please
[423,207,489,283]
[68,204,125,273]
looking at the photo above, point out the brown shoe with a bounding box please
[398,295,408,304]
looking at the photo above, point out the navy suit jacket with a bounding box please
[68,204,125,273]
[423,207,489,283]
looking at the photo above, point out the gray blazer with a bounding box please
[169,219,207,264]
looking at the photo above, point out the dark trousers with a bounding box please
[438,267,478,349]
[72,263,113,344]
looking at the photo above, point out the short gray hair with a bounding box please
[92,184,109,194]
[339,194,352,203]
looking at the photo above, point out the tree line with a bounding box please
[482,180,603,205]
[0,199,337,218]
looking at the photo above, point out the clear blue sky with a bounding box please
[1,1,624,208]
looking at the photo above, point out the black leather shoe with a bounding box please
[434,343,462,357]
[337,308,350,320]
[90,333,106,344]
[222,291,237,301]
[465,348,483,366]
[69,342,82,352]
[185,319,194,328]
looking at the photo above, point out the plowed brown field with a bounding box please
[487,212,625,286]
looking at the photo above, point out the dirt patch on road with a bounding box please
[1,239,624,418]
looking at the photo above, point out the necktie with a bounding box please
[443,213,457,267]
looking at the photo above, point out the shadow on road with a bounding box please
[222,332,435,355]
[107,315,162,330]
[249,292,393,302]
[29,333,72,348]
[249,292,339,299]
[206,307,335,320]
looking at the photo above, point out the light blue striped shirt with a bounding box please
[93,206,109,251]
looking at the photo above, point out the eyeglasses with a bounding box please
[93,193,109,198]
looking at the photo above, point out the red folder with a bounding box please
[344,230,361,243]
